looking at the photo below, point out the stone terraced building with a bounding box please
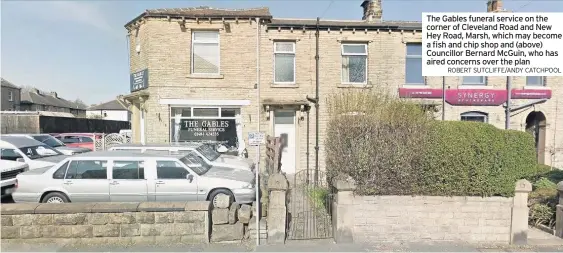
[120,0,563,176]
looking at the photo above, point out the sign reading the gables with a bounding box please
[445,89,508,106]
[130,69,149,92]
[178,119,236,142]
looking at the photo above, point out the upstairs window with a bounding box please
[274,42,296,84]
[526,76,545,86]
[462,76,486,85]
[8,91,13,101]
[341,44,368,84]
[405,43,424,85]
[191,31,220,74]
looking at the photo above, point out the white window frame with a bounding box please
[8,91,13,101]
[273,41,296,84]
[526,76,545,87]
[462,76,486,85]
[460,111,489,123]
[405,43,425,85]
[341,43,368,85]
[191,31,220,75]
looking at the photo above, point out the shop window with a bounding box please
[193,108,219,117]
[526,76,545,86]
[170,106,240,150]
[191,31,220,74]
[274,41,296,84]
[405,43,424,85]
[460,111,488,123]
[341,43,368,84]
[462,76,486,85]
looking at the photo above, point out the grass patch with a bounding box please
[307,187,330,212]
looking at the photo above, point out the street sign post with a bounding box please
[248,131,265,244]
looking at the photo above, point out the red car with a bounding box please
[53,133,103,151]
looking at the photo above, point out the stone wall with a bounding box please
[353,196,512,243]
[1,202,210,244]
[332,177,533,245]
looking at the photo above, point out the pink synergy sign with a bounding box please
[445,89,508,106]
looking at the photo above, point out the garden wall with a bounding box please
[353,196,512,243]
[1,202,210,244]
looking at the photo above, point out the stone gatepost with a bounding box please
[332,176,356,244]
[510,179,532,245]
[555,181,563,238]
[267,173,289,244]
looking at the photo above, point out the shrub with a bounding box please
[325,90,432,195]
[326,90,539,197]
[417,121,538,197]
[530,203,556,227]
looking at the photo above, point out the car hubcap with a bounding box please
[47,197,64,203]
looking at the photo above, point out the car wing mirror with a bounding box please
[16,158,24,163]
[187,174,194,182]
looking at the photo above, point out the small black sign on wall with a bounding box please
[130,69,148,92]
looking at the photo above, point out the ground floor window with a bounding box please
[460,111,488,123]
[170,106,242,151]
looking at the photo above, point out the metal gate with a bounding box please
[287,169,334,240]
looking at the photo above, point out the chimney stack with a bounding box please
[487,0,504,12]
[50,92,58,98]
[361,0,382,22]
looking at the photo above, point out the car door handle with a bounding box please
[109,181,119,185]
[63,181,73,185]
[156,181,165,185]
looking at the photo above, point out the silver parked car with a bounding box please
[108,143,255,172]
[12,151,256,204]
[4,134,91,155]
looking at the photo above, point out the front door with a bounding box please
[153,160,199,201]
[274,110,296,174]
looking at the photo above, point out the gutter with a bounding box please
[266,24,421,31]
[124,13,273,29]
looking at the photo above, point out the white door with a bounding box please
[274,110,296,174]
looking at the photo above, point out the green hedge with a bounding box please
[416,121,539,197]
[326,92,540,197]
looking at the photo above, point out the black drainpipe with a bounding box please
[306,109,310,184]
[306,17,320,186]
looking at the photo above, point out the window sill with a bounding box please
[188,74,224,79]
[271,83,298,88]
[337,83,372,88]
[523,86,550,90]
[402,84,427,88]
[458,85,493,89]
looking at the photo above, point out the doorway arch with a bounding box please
[525,111,547,164]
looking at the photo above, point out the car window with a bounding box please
[61,137,80,144]
[19,145,62,159]
[112,160,145,180]
[80,137,93,142]
[1,148,23,161]
[156,161,189,179]
[53,161,70,179]
[65,160,108,179]
[32,135,65,148]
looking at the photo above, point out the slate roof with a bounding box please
[87,99,128,111]
[269,18,422,30]
[20,89,87,110]
[125,6,272,28]
[1,78,21,89]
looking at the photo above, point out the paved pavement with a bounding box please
[2,238,562,252]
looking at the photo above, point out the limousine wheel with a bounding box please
[209,189,234,208]
[42,192,70,204]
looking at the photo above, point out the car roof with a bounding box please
[4,133,51,138]
[71,150,186,159]
[0,136,45,147]
[111,142,203,149]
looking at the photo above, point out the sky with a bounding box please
[1,0,562,106]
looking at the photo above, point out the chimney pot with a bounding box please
[50,92,58,98]
[361,0,382,22]
[487,0,504,12]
